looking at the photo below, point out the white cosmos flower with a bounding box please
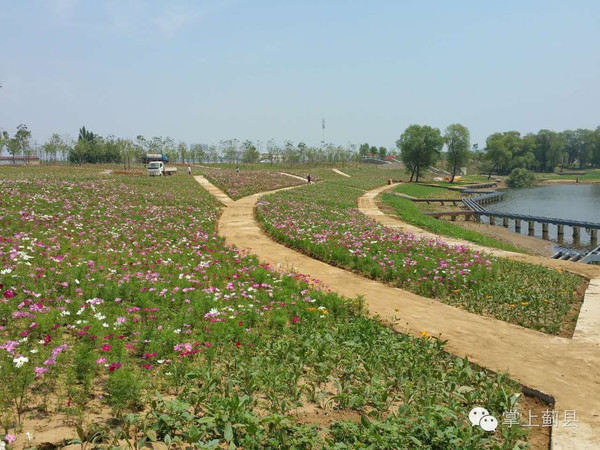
[13,356,29,368]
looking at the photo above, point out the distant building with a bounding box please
[0,156,40,166]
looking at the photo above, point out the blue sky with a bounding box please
[1,0,599,150]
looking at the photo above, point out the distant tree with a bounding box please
[535,129,564,172]
[0,130,9,156]
[190,144,206,163]
[178,142,188,163]
[42,133,65,162]
[163,137,177,163]
[369,146,378,158]
[484,133,511,179]
[118,139,136,169]
[7,125,32,163]
[444,124,470,182]
[241,140,260,163]
[266,139,279,164]
[359,143,370,158]
[397,125,444,182]
[378,146,387,160]
[78,126,95,142]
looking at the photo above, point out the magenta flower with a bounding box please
[101,344,111,352]
[108,362,121,372]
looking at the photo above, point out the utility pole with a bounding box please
[321,117,325,147]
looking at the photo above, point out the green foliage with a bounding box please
[444,124,470,182]
[382,192,522,252]
[393,184,460,199]
[506,168,537,188]
[106,369,142,415]
[397,124,444,182]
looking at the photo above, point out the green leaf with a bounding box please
[224,422,234,442]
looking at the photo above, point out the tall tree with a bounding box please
[178,142,188,163]
[378,146,388,160]
[9,125,32,163]
[359,143,370,158]
[397,125,444,182]
[535,129,564,172]
[241,140,259,163]
[484,133,511,179]
[0,130,9,156]
[444,124,470,182]
[42,133,65,162]
[78,126,95,142]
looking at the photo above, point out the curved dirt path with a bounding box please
[197,177,600,448]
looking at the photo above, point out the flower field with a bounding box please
[0,166,540,448]
[256,180,584,335]
[201,169,307,200]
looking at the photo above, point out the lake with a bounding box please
[484,184,600,248]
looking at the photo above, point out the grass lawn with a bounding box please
[381,192,522,253]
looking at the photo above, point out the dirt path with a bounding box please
[196,177,600,448]
[332,168,351,177]
[279,172,308,182]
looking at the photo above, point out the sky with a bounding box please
[1,0,599,150]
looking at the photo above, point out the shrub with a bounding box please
[506,168,536,188]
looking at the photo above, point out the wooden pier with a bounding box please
[462,198,600,247]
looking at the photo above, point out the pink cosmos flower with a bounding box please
[96,357,107,365]
[3,289,15,299]
[101,344,111,352]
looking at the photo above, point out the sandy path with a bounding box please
[279,172,308,181]
[196,177,600,448]
[332,168,351,177]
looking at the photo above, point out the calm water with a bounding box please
[484,184,600,248]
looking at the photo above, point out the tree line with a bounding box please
[396,124,600,183]
[3,124,599,176]
[0,126,367,167]
[481,127,600,177]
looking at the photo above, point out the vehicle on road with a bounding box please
[147,161,177,176]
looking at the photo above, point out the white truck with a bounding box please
[147,161,177,176]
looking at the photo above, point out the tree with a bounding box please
[506,168,536,188]
[178,142,188,163]
[484,133,511,179]
[535,129,564,172]
[359,143,370,158]
[7,125,32,163]
[0,130,9,156]
[78,126,96,142]
[42,133,65,162]
[444,124,470,182]
[378,146,387,160]
[369,146,378,158]
[118,139,136,169]
[396,125,444,182]
[241,140,259,163]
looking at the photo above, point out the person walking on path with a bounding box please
[188,166,192,176]
[307,174,312,184]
